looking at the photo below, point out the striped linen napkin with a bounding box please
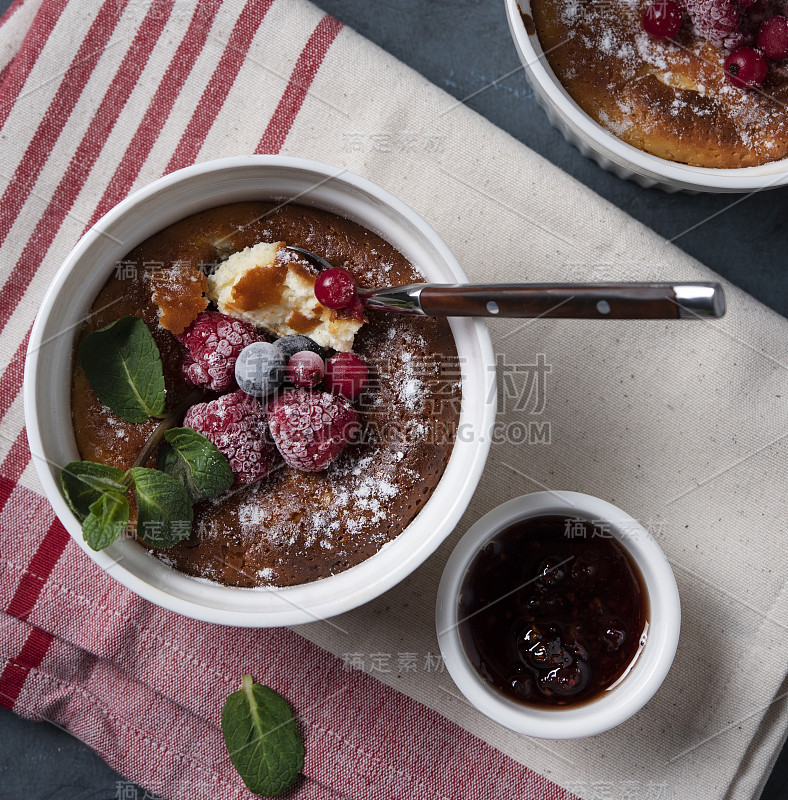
[0,1,786,799]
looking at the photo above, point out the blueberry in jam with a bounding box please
[458,515,648,707]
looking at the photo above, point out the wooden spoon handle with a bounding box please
[416,283,725,320]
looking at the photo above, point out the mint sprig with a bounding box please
[78,315,166,423]
[61,461,127,522]
[64,314,233,552]
[159,427,233,503]
[222,675,304,797]
[131,467,193,548]
[60,417,229,551]
[83,491,130,551]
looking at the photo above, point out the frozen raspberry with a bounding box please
[183,390,274,484]
[725,45,768,86]
[176,311,263,392]
[267,388,358,472]
[643,1,684,39]
[758,15,788,58]
[685,0,744,48]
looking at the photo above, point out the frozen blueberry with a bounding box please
[273,334,326,361]
[234,342,285,398]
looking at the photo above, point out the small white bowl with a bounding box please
[504,0,788,193]
[436,491,680,738]
[24,155,496,627]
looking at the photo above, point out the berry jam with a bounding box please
[458,515,648,707]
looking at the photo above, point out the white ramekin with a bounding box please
[505,0,788,193]
[24,155,496,628]
[436,491,680,738]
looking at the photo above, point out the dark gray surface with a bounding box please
[1,1,786,799]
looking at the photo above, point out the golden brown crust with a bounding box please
[530,0,788,167]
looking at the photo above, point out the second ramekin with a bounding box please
[505,0,788,193]
[436,491,681,738]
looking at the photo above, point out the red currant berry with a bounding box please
[642,0,683,39]
[724,46,768,88]
[758,16,788,59]
[324,352,369,399]
[314,268,357,310]
[287,351,325,388]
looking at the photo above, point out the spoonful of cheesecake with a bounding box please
[286,246,725,321]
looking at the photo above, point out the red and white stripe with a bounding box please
[0,2,573,797]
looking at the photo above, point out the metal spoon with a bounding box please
[285,246,725,320]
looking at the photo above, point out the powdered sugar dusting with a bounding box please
[195,314,461,584]
[397,346,428,410]
[538,0,788,164]
[107,415,129,441]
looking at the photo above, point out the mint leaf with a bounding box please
[159,427,233,503]
[78,315,166,423]
[83,491,129,551]
[131,466,193,548]
[222,675,304,797]
[61,461,127,522]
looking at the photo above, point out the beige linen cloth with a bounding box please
[1,0,786,798]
